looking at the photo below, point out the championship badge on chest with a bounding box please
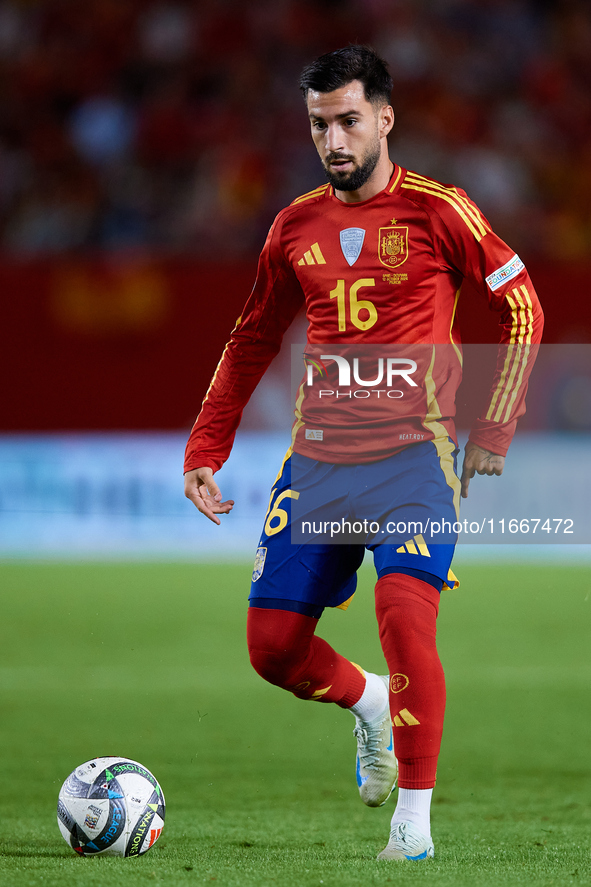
[378,221,409,269]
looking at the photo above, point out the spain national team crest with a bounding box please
[252,546,267,582]
[378,224,408,269]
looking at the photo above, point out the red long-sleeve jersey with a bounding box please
[184,165,543,474]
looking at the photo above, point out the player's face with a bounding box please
[307,80,391,192]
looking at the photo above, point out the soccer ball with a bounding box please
[57,756,165,857]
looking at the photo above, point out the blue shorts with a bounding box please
[249,440,460,618]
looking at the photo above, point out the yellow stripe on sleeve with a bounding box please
[501,345,531,424]
[401,181,483,241]
[513,288,528,344]
[491,347,523,423]
[505,292,523,345]
[406,172,492,233]
[506,286,534,345]
[291,185,330,205]
[520,285,534,344]
[404,172,490,237]
[486,344,532,426]
[486,283,535,420]
[485,344,516,421]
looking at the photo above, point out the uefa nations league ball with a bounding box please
[57,756,165,857]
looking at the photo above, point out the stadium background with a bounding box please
[0,3,590,884]
[0,0,590,557]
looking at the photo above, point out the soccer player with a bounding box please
[183,46,543,861]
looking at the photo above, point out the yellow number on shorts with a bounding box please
[264,489,300,536]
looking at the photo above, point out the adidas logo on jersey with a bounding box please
[393,708,421,727]
[396,533,430,557]
[297,243,326,266]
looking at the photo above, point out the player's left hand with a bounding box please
[460,442,505,499]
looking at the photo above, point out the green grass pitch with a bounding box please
[0,560,589,886]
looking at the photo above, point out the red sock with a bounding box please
[375,573,446,790]
[247,607,366,708]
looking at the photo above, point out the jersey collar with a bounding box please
[329,163,405,207]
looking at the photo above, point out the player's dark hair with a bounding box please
[299,45,393,106]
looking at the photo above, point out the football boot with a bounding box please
[353,675,397,807]
[377,820,434,861]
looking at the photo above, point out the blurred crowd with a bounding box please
[0,0,590,260]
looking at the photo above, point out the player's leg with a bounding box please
[374,569,445,860]
[360,439,459,859]
[247,606,398,807]
[247,451,397,806]
[247,606,364,707]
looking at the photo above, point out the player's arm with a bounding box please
[183,213,304,518]
[461,248,543,497]
[431,193,544,497]
[465,250,543,470]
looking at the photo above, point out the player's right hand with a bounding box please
[460,441,505,499]
[184,467,234,525]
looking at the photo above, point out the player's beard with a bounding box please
[323,136,381,192]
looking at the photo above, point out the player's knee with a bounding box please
[247,644,275,682]
[248,648,310,690]
[247,607,315,689]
